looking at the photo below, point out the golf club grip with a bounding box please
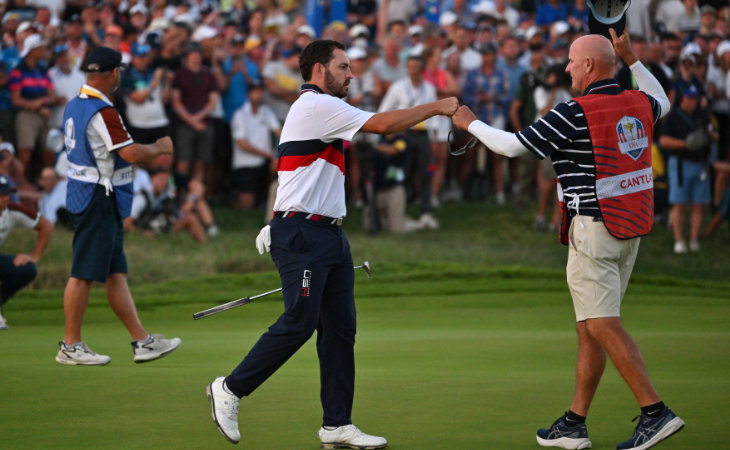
[193,297,252,320]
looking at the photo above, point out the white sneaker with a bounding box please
[132,334,181,363]
[0,312,8,330]
[55,341,111,365]
[206,376,241,444]
[689,240,700,252]
[673,241,687,254]
[207,224,220,237]
[495,191,506,205]
[431,196,441,209]
[401,217,425,233]
[318,424,387,449]
[418,212,440,230]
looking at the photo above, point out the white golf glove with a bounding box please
[255,225,271,254]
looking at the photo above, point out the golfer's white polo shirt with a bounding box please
[274,84,374,218]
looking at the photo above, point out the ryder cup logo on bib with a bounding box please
[616,116,649,161]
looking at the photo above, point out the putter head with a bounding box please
[448,130,477,156]
[362,261,371,279]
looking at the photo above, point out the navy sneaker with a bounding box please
[616,407,684,450]
[537,413,592,449]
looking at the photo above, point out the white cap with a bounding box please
[525,26,541,41]
[20,33,45,58]
[130,3,148,16]
[439,11,458,27]
[297,24,315,38]
[0,141,15,155]
[551,21,570,36]
[148,17,170,31]
[474,0,499,17]
[349,23,370,39]
[192,25,217,42]
[680,42,702,61]
[346,46,367,60]
[408,24,423,36]
[15,21,33,36]
[352,37,369,50]
[717,40,730,58]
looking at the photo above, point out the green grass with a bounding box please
[1,201,729,448]
[2,266,729,449]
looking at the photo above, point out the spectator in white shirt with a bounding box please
[230,81,282,210]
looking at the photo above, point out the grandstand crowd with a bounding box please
[0,0,729,251]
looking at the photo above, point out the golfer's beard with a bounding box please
[324,69,347,98]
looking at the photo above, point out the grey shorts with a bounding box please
[566,215,640,322]
[174,123,214,164]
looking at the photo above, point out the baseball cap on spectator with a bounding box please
[131,43,151,57]
[525,26,541,41]
[459,20,477,31]
[281,45,303,58]
[20,33,45,58]
[716,40,730,58]
[53,43,68,54]
[0,142,15,156]
[680,42,702,62]
[408,25,423,37]
[68,13,81,23]
[231,33,245,45]
[192,25,217,42]
[350,23,370,39]
[474,0,502,19]
[551,21,570,36]
[105,24,123,37]
[477,42,497,54]
[326,21,347,33]
[129,3,148,16]
[439,11,458,27]
[346,46,367,61]
[149,17,170,31]
[0,175,17,194]
[174,13,195,28]
[244,35,262,52]
[700,4,716,15]
[352,37,369,50]
[15,20,34,36]
[84,46,124,72]
[683,84,701,98]
[247,79,264,91]
[182,42,203,56]
[297,24,316,39]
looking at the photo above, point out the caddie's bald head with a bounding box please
[566,34,616,93]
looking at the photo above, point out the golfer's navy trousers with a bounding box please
[226,215,356,427]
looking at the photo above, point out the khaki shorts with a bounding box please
[15,109,50,151]
[566,215,640,322]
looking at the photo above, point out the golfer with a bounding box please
[452,31,684,450]
[206,40,457,448]
[57,47,181,365]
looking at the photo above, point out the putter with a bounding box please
[193,261,372,320]
[447,130,478,156]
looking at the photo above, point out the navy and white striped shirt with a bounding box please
[516,79,662,218]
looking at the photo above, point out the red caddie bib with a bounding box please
[558,90,654,244]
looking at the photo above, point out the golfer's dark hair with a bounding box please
[299,40,345,81]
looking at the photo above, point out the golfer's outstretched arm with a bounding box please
[451,106,529,158]
[360,97,458,135]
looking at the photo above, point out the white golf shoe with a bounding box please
[0,312,8,330]
[318,424,387,449]
[206,376,241,444]
[132,334,181,363]
[55,341,111,365]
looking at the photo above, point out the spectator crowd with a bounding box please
[0,0,729,253]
